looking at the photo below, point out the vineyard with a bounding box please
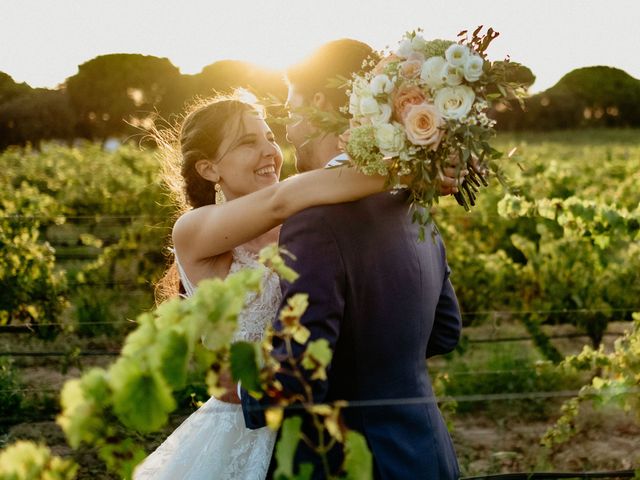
[0,129,639,478]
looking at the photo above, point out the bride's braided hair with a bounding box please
[153,94,262,302]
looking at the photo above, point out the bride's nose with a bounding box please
[262,140,279,158]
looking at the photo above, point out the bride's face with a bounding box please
[214,112,283,201]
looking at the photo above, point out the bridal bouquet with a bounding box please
[341,27,529,231]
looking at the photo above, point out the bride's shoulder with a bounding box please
[171,210,193,249]
[172,206,206,240]
[172,206,219,255]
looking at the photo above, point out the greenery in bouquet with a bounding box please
[337,27,531,232]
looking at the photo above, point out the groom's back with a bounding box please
[321,191,450,399]
[278,190,461,479]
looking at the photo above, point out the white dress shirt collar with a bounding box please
[325,153,349,168]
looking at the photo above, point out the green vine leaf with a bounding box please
[305,339,332,368]
[109,359,176,433]
[259,244,299,283]
[149,327,190,390]
[0,441,78,480]
[230,341,262,395]
[343,430,373,480]
[274,416,304,480]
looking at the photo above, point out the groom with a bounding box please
[242,39,462,479]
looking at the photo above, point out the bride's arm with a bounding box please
[173,165,390,262]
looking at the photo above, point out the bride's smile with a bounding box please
[209,112,284,201]
[254,163,278,180]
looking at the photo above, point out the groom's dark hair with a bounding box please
[286,39,375,114]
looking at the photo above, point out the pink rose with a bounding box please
[403,103,444,151]
[407,51,425,63]
[399,60,422,80]
[392,84,428,121]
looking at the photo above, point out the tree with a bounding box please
[494,66,640,130]
[66,54,184,140]
[190,59,286,99]
[551,66,640,127]
[0,88,76,150]
[0,71,32,104]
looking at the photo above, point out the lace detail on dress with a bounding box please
[229,248,281,343]
[134,247,280,480]
[134,398,275,480]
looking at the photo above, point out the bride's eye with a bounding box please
[237,135,257,146]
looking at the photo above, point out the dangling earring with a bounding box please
[215,183,226,204]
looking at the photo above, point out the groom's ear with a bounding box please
[312,91,332,111]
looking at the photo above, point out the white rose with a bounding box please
[396,38,413,58]
[371,103,392,125]
[464,54,484,82]
[445,43,470,67]
[441,63,464,86]
[370,74,394,96]
[359,97,381,116]
[420,56,446,89]
[411,35,427,52]
[359,98,392,125]
[434,85,476,120]
[374,122,405,157]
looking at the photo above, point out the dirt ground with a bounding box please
[2,323,638,478]
[4,405,638,478]
[453,405,639,476]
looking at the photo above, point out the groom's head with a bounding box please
[285,39,373,172]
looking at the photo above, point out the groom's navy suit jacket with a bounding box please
[242,191,461,479]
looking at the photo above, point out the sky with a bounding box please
[1,0,639,93]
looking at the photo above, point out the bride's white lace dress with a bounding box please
[134,248,279,479]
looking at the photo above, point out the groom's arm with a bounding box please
[426,253,462,358]
[242,207,346,429]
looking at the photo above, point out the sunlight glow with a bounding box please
[1,0,639,93]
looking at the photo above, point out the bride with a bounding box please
[133,94,461,479]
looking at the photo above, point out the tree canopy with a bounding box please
[493,66,640,130]
[2,58,639,150]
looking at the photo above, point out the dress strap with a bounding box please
[172,249,196,297]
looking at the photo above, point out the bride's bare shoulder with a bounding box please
[173,218,233,284]
[171,206,221,265]
[172,206,215,247]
